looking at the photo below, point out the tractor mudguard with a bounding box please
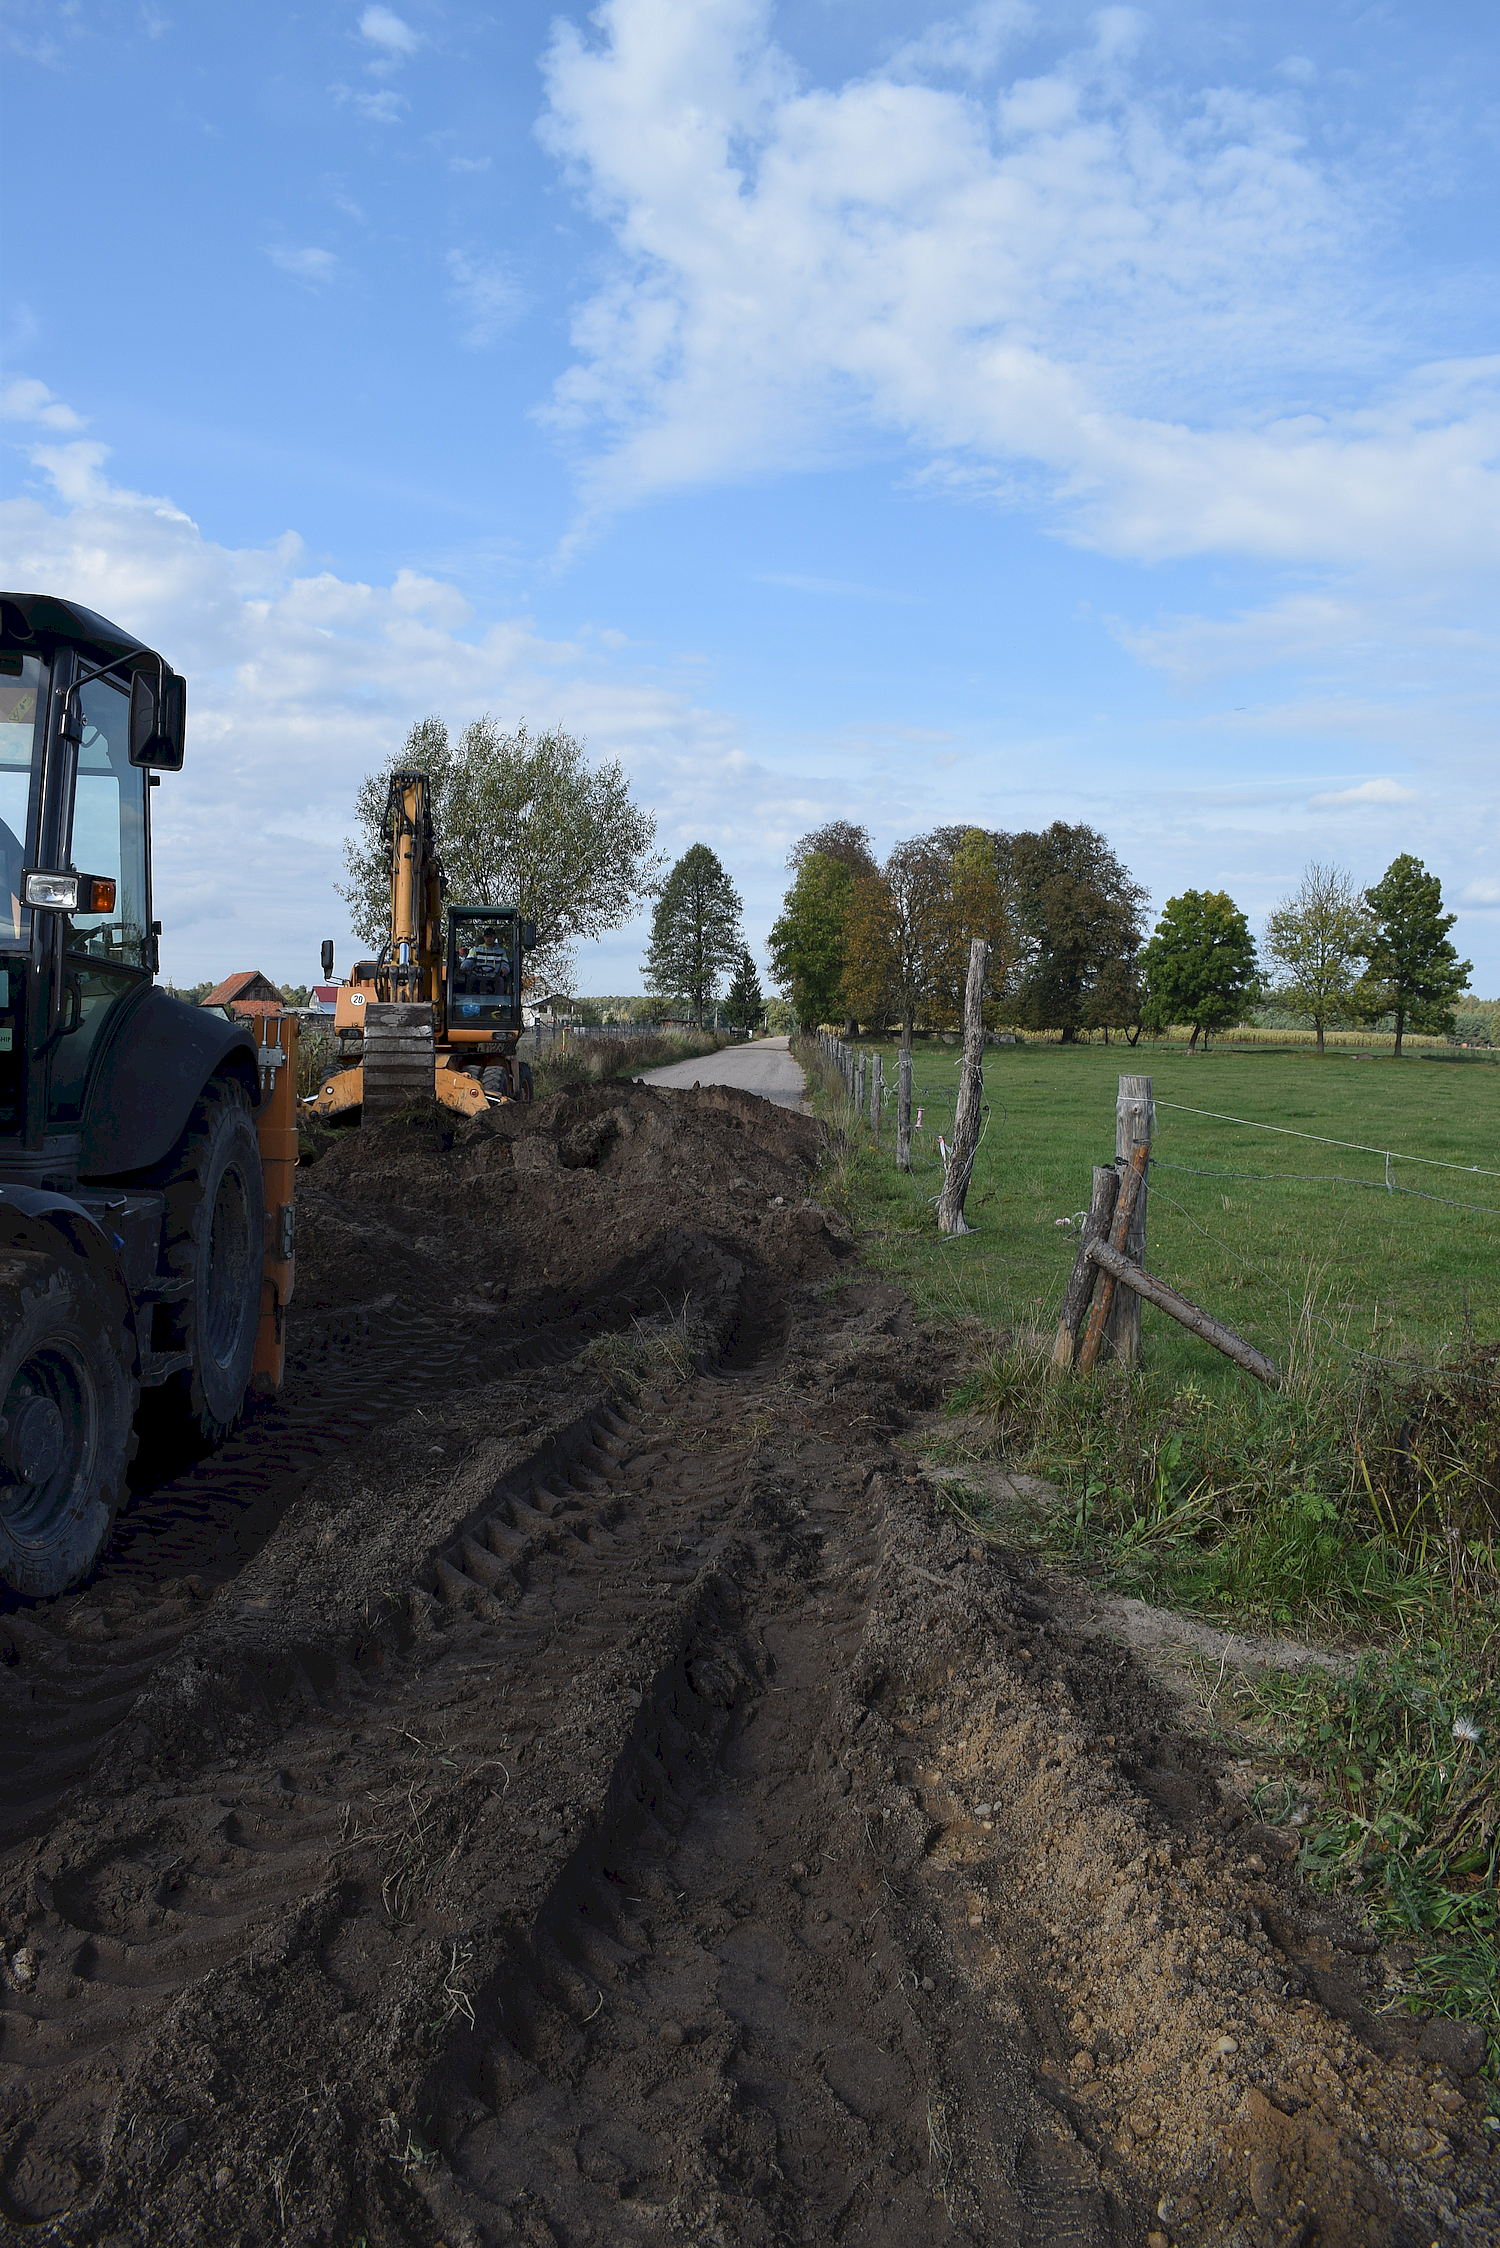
[78,985,261,1181]
[0,1184,142,1379]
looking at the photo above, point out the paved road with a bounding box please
[636,1034,808,1110]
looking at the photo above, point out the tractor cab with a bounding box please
[0,593,184,1172]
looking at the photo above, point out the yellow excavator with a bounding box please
[311,771,536,1124]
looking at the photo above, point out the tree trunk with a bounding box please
[1394,1004,1405,1059]
[1315,1016,1325,1056]
[1188,1024,1200,1051]
[897,1046,912,1171]
[937,940,987,1236]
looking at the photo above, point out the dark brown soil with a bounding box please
[1,1085,1495,2245]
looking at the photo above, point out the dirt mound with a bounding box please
[297,1080,837,1311]
[1,1085,1495,2245]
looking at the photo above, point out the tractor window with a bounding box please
[69,674,149,970]
[0,653,43,944]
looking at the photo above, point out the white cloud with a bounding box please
[448,154,491,174]
[1462,877,1500,907]
[1,377,87,432]
[1309,777,1419,807]
[537,0,1500,571]
[887,1,1033,80]
[0,431,762,989]
[445,250,522,348]
[268,244,339,284]
[359,5,419,64]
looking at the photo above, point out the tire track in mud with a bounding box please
[1,1271,1134,2247]
[0,1350,776,2233]
[0,1261,680,1855]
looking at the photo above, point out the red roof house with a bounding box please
[201,970,285,1020]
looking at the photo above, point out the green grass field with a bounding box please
[828,1036,1500,1389]
[801,1035,1500,2056]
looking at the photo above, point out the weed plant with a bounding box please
[796,1033,1500,2053]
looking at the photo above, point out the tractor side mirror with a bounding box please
[128,667,187,770]
[520,920,537,952]
[321,939,335,979]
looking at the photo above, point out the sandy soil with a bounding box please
[0,1083,1494,2245]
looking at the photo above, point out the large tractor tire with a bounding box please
[0,1250,139,1598]
[159,1077,264,1439]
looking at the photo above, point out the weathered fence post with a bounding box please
[897,1047,912,1171]
[870,1053,882,1135]
[1107,1074,1153,1365]
[855,1054,865,1115]
[1051,1164,1120,1369]
[937,940,988,1236]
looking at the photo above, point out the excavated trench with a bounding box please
[0,1084,1496,2247]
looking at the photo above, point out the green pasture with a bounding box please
[825,1036,1500,1388]
[802,1036,1500,2057]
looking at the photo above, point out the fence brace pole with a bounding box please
[870,1052,882,1136]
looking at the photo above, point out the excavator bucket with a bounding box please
[361,1002,438,1120]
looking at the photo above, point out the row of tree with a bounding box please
[341,716,1471,1050]
[765,825,1472,1057]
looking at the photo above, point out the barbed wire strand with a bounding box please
[1155,1100,1500,1180]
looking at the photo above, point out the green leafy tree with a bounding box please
[724,947,764,1027]
[1354,855,1472,1057]
[1139,890,1259,1049]
[1009,823,1148,1042]
[767,852,855,1026]
[645,844,744,1027]
[783,822,875,1032]
[839,837,955,1045]
[339,714,661,991]
[1264,862,1371,1056]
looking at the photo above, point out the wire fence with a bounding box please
[809,1035,1498,1381]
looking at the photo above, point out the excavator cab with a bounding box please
[0,593,297,1599]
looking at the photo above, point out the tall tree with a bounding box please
[1356,855,1472,1057]
[840,837,952,1046]
[786,821,877,878]
[935,828,1017,1026]
[339,714,661,991]
[1140,891,1259,1049]
[767,852,855,1026]
[1009,823,1148,1042]
[645,844,744,1027]
[724,946,764,1027]
[1264,862,1370,1056]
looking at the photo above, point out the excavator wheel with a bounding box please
[157,1077,265,1440]
[519,1062,534,1101]
[0,1250,139,1599]
[480,1062,511,1100]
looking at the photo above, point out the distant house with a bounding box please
[201,970,285,1020]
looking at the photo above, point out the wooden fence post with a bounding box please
[1051,1164,1120,1369]
[1107,1074,1153,1366]
[897,1047,912,1170]
[937,940,988,1236]
[855,1053,865,1114]
[871,1053,882,1135]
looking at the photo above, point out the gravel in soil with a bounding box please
[0,1085,1495,2245]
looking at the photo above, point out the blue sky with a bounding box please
[3,0,1497,996]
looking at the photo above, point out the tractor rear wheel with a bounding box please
[159,1078,264,1439]
[0,1251,139,1598]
